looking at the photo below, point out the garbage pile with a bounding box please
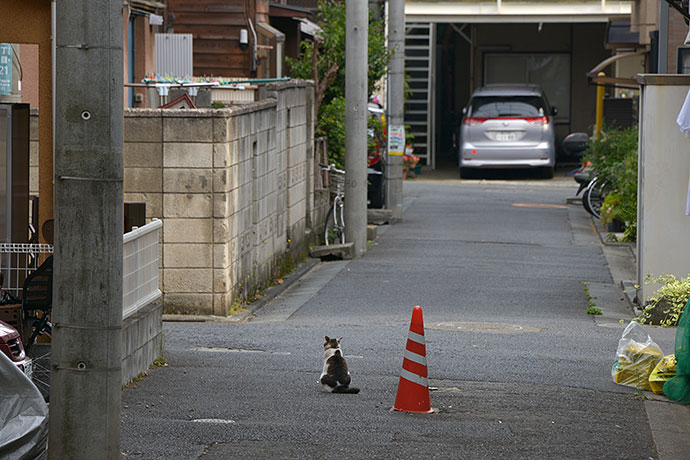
[612,300,690,402]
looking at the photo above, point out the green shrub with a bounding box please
[316,97,346,169]
[638,274,690,326]
[584,127,638,241]
[286,0,390,166]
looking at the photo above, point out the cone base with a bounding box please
[392,406,435,414]
[393,377,432,413]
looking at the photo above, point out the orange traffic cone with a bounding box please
[394,305,433,413]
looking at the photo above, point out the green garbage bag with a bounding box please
[663,297,690,403]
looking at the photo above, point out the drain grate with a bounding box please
[427,322,540,334]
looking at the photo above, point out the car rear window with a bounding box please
[469,96,547,118]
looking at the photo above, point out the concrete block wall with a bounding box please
[123,80,324,315]
[260,81,316,254]
[122,301,163,385]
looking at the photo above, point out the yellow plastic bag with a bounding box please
[649,354,677,395]
[612,322,663,391]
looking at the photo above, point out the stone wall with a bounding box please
[123,81,326,315]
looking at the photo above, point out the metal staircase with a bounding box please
[404,23,435,168]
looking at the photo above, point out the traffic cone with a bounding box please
[394,305,433,413]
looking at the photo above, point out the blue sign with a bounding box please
[0,44,12,96]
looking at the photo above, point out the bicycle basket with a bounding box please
[329,170,345,193]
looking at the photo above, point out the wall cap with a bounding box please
[637,74,690,86]
[124,100,278,119]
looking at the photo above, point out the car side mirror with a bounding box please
[551,106,558,116]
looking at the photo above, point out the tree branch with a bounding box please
[315,63,339,116]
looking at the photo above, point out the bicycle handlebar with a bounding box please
[319,163,345,174]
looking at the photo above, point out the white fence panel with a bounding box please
[122,219,162,319]
[1,220,161,321]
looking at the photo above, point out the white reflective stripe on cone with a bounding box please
[403,349,427,366]
[407,330,425,345]
[400,368,428,388]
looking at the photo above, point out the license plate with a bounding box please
[23,359,33,379]
[495,132,517,141]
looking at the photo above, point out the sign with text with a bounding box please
[388,125,405,155]
[0,44,12,96]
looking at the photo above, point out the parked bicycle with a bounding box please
[320,163,346,245]
[563,132,606,220]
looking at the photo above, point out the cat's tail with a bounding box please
[333,386,360,394]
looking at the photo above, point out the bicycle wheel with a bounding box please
[24,313,52,401]
[581,183,594,215]
[335,198,345,243]
[27,344,51,402]
[585,177,606,220]
[324,197,345,245]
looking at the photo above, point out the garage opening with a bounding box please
[407,22,611,172]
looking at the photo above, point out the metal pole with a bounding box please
[345,0,368,257]
[658,0,669,73]
[386,0,404,221]
[595,72,605,139]
[50,1,123,458]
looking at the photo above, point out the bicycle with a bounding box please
[571,162,606,220]
[320,163,346,245]
[582,176,607,220]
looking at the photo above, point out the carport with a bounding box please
[404,0,633,170]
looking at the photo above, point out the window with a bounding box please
[677,47,690,74]
[469,96,547,118]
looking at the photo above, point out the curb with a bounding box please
[589,213,640,314]
[163,258,320,323]
[243,258,320,316]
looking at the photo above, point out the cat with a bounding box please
[319,336,360,394]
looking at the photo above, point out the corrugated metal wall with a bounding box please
[155,33,193,77]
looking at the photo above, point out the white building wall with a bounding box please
[637,75,690,302]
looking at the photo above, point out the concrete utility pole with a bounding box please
[50,1,124,458]
[386,0,405,221]
[345,0,368,257]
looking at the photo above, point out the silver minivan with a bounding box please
[459,84,557,178]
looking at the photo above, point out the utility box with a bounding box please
[0,103,29,244]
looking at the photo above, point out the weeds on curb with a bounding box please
[582,281,602,315]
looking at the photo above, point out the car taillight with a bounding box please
[524,116,549,125]
[8,338,24,360]
[463,117,487,126]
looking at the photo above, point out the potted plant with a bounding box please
[600,192,625,233]
[403,146,420,179]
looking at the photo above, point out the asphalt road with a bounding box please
[121,173,674,459]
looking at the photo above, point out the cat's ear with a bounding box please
[337,337,343,343]
[324,336,330,343]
